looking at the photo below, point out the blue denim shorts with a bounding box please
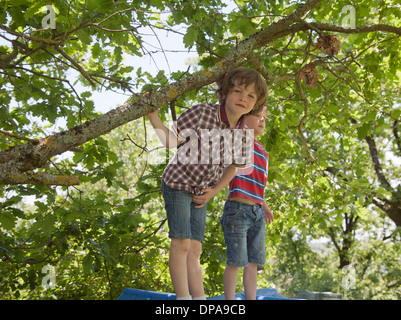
[161,179,207,243]
[220,200,266,267]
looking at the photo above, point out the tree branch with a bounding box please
[393,119,401,155]
[295,77,316,163]
[2,171,79,186]
[247,52,296,84]
[349,117,393,191]
[364,135,393,191]
[53,46,96,87]
[309,22,401,36]
[0,129,39,143]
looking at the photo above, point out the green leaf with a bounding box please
[357,123,371,140]
[87,0,114,12]
[0,212,17,230]
[23,2,47,21]
[334,212,343,226]
[391,109,401,119]
[42,214,56,235]
[82,254,93,274]
[231,17,254,36]
[183,25,198,48]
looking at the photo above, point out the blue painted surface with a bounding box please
[117,287,293,300]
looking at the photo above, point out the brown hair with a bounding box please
[216,67,268,115]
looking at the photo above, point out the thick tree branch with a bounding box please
[2,172,79,186]
[309,22,401,36]
[268,21,401,43]
[349,117,393,191]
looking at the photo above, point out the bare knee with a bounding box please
[225,265,240,273]
[244,263,257,273]
[171,239,191,254]
[187,240,202,261]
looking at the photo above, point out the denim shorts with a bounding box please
[161,179,208,243]
[220,200,266,267]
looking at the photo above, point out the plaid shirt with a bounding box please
[162,103,253,195]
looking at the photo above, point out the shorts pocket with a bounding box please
[222,211,246,236]
[223,201,241,217]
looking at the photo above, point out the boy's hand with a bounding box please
[192,189,217,208]
[264,206,273,224]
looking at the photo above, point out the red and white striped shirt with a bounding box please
[228,140,268,205]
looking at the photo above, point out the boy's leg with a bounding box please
[243,263,258,300]
[161,180,195,299]
[169,238,191,298]
[187,239,205,299]
[223,265,240,300]
[187,198,207,299]
[220,201,250,300]
[169,239,190,298]
[244,206,266,300]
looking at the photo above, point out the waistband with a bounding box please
[226,199,262,210]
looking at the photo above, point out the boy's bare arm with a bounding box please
[192,166,237,208]
[262,199,273,224]
[147,111,181,149]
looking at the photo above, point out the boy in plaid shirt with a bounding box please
[147,67,268,300]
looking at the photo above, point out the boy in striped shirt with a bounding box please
[220,105,274,300]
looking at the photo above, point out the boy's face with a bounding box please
[224,82,257,117]
[244,106,267,137]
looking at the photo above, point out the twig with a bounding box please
[53,46,96,87]
[295,77,316,163]
[0,129,39,143]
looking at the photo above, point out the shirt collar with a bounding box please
[218,103,246,129]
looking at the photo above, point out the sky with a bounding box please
[0,4,236,116]
[87,3,237,114]
[89,17,198,114]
